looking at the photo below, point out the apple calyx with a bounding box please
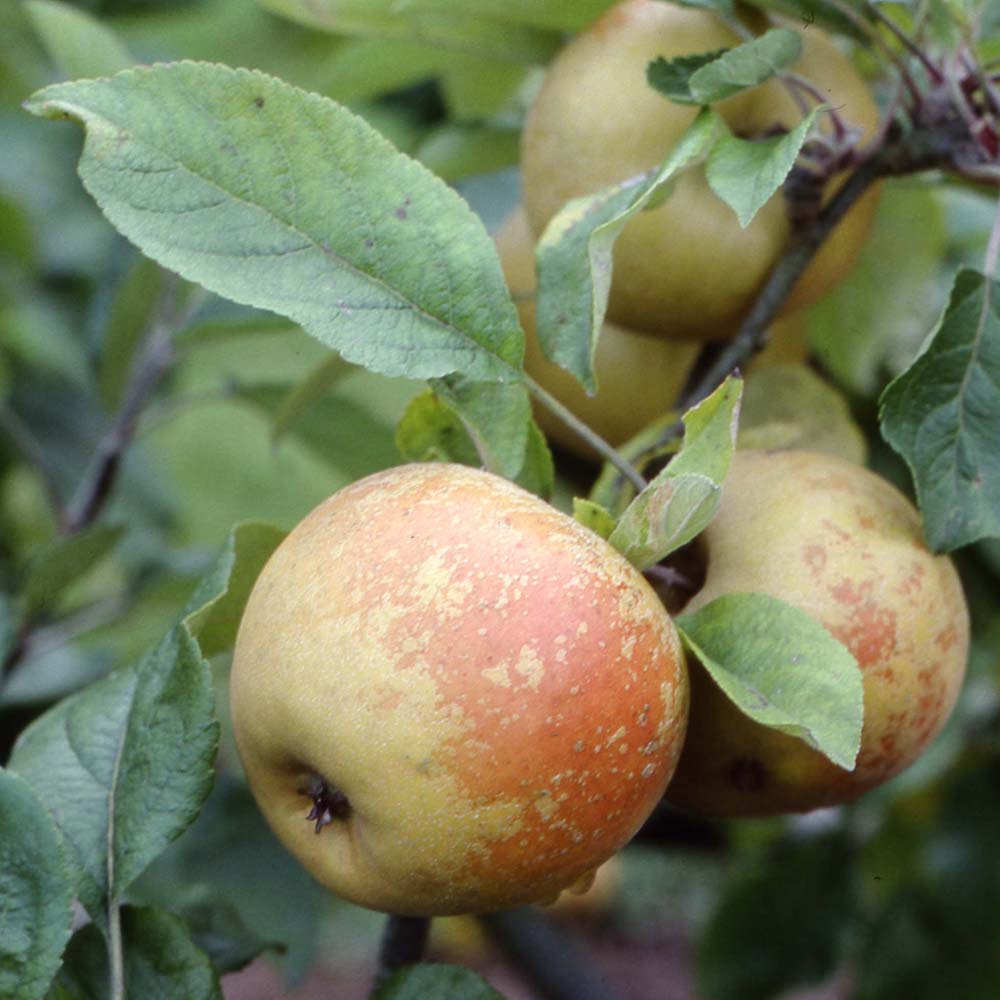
[299,774,351,833]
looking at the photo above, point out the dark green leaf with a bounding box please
[697,833,856,1000]
[51,906,221,1000]
[646,50,729,105]
[22,524,125,614]
[706,108,818,227]
[98,256,166,410]
[880,268,1000,552]
[0,769,74,1000]
[24,63,524,384]
[8,625,218,924]
[677,592,863,768]
[373,963,507,1000]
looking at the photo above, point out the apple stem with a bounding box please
[524,373,648,492]
[371,914,431,992]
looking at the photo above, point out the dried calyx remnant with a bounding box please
[299,774,351,833]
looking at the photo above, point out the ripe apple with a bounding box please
[230,463,689,915]
[664,449,969,816]
[520,0,881,341]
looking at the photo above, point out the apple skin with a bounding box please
[230,463,688,915]
[665,450,969,817]
[520,0,881,341]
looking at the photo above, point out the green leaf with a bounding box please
[373,963,507,1000]
[22,523,125,614]
[747,0,870,40]
[697,833,856,1000]
[573,498,617,540]
[675,0,737,14]
[98,256,167,410]
[396,390,482,467]
[257,0,560,63]
[183,521,287,659]
[8,624,219,925]
[805,184,947,396]
[534,109,722,392]
[738,362,867,463]
[264,356,355,443]
[51,906,221,1000]
[688,29,802,104]
[24,63,524,384]
[706,107,819,227]
[430,374,534,481]
[395,386,553,497]
[880,268,1000,552]
[416,125,520,183]
[235,383,402,483]
[677,593,863,769]
[25,0,132,81]
[0,769,74,1000]
[646,50,729,105]
[609,376,742,569]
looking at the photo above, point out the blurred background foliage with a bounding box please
[1,1,999,998]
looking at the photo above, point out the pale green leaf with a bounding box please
[534,109,722,392]
[689,29,801,104]
[706,108,818,227]
[677,593,863,769]
[609,376,742,568]
[24,63,524,384]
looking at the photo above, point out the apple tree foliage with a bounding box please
[0,0,999,998]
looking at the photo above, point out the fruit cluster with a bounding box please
[230,0,969,918]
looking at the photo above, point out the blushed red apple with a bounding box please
[230,463,689,915]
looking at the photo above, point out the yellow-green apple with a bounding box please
[230,463,689,915]
[520,0,881,340]
[665,449,968,816]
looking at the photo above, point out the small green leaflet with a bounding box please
[25,0,133,80]
[707,107,820,227]
[677,593,863,769]
[880,268,1000,553]
[646,29,801,106]
[647,50,729,105]
[534,109,722,392]
[608,376,742,569]
[688,29,802,104]
[572,498,617,540]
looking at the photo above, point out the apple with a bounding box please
[664,449,969,816]
[520,0,881,341]
[230,462,689,915]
